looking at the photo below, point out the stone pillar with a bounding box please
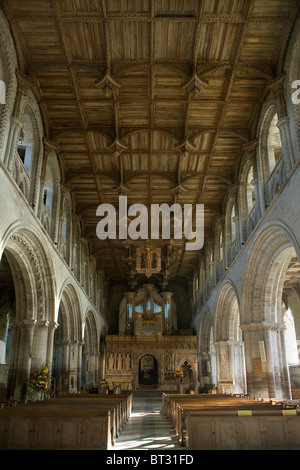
[61,340,70,372]
[215,340,232,393]
[32,320,49,369]
[229,340,247,395]
[46,322,58,374]
[6,320,22,399]
[242,322,291,400]
[215,340,246,394]
[77,341,83,392]
[21,319,37,400]
[94,352,99,384]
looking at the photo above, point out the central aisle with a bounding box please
[112,392,182,450]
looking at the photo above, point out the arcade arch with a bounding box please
[241,224,300,399]
[214,282,246,395]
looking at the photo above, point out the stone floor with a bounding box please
[112,391,182,450]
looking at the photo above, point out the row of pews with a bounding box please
[0,392,133,450]
[162,393,300,450]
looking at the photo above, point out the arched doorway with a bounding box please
[139,354,158,386]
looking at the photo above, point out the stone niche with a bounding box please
[105,284,199,392]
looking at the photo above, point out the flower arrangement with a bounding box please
[28,363,52,394]
[173,368,184,379]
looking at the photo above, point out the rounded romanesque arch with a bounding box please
[198,309,217,392]
[0,7,18,164]
[242,223,300,325]
[38,150,62,243]
[82,309,99,387]
[214,281,246,395]
[241,223,300,399]
[284,13,300,161]
[53,281,82,394]
[0,222,56,399]
[1,223,56,324]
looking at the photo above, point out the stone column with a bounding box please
[77,341,83,392]
[21,319,37,400]
[61,339,71,372]
[229,340,247,395]
[94,352,100,384]
[46,322,58,374]
[215,340,232,393]
[215,340,246,394]
[6,320,22,399]
[242,322,291,400]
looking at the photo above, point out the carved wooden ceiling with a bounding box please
[2,0,299,288]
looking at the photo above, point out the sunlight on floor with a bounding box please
[111,395,182,450]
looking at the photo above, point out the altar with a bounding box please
[105,284,198,392]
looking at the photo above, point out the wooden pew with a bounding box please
[0,407,112,450]
[185,408,300,450]
[162,394,252,432]
[51,392,133,434]
[37,394,132,441]
[162,394,284,446]
[0,392,133,450]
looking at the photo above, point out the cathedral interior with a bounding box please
[1,0,300,451]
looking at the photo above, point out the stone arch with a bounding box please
[213,219,225,283]
[198,309,217,391]
[284,13,300,160]
[238,152,259,242]
[57,281,82,339]
[214,281,246,395]
[82,309,99,386]
[0,7,18,163]
[59,191,73,266]
[257,98,285,207]
[7,97,44,209]
[52,281,82,393]
[224,191,239,267]
[242,223,300,325]
[72,218,82,282]
[138,352,159,387]
[241,223,300,399]
[0,222,56,399]
[38,151,61,243]
[1,222,56,323]
[215,281,241,342]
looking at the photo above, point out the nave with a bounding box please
[113,392,182,451]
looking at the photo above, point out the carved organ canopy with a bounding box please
[119,284,176,336]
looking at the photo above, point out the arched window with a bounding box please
[0,8,18,164]
[267,113,282,174]
[43,165,53,212]
[72,220,82,281]
[17,115,33,173]
[219,230,224,262]
[246,166,255,213]
[13,105,39,203]
[38,152,61,242]
[231,203,237,243]
[225,194,239,266]
[59,194,72,265]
